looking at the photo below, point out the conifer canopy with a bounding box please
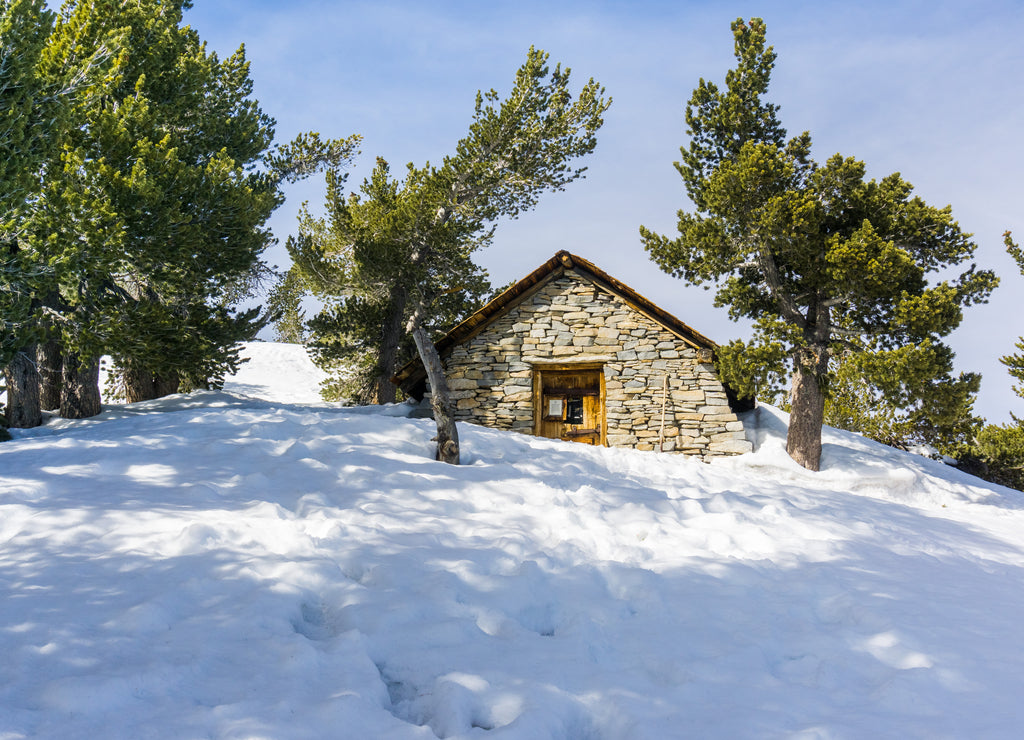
[641,18,997,470]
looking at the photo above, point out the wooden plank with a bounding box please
[533,361,606,372]
[542,386,599,397]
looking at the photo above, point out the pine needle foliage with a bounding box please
[0,0,111,369]
[290,46,611,449]
[15,0,357,404]
[641,18,996,470]
[959,232,1024,491]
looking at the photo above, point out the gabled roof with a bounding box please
[392,250,718,393]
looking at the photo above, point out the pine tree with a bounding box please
[0,0,114,428]
[0,0,54,429]
[641,18,997,471]
[292,48,610,463]
[266,267,308,345]
[971,424,1024,490]
[28,1,357,412]
[823,351,981,453]
[34,0,277,405]
[963,232,1024,490]
[1001,232,1024,396]
[289,159,491,404]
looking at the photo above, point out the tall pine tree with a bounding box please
[641,18,996,470]
[28,0,356,413]
[1,0,58,429]
[292,47,610,463]
[289,158,491,405]
[35,0,277,406]
[0,0,115,428]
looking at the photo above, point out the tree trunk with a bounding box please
[61,352,102,419]
[123,361,156,403]
[786,350,827,471]
[124,360,181,402]
[372,289,408,404]
[153,371,180,398]
[411,324,460,464]
[4,347,42,428]
[37,339,63,411]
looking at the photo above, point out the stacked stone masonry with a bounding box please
[433,270,753,460]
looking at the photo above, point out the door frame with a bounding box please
[531,362,607,446]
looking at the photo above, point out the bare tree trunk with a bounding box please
[37,339,62,411]
[60,352,101,419]
[411,324,460,464]
[4,347,42,428]
[786,350,827,471]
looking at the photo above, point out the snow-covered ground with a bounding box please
[2,342,1024,739]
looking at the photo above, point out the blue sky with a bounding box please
[184,0,1024,423]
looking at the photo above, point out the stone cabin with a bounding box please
[393,251,753,459]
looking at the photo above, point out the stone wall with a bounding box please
[435,270,752,459]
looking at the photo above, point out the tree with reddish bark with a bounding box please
[641,18,996,471]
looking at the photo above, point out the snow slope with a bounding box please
[2,342,1023,739]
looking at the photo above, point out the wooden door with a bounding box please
[535,367,604,445]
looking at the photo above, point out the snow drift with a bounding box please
[2,342,1023,739]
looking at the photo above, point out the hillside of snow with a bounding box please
[2,342,1024,739]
